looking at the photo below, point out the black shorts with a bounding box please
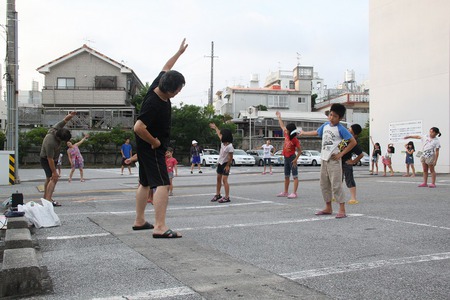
[342,162,356,188]
[137,147,169,188]
[216,163,231,176]
[122,157,130,166]
[40,157,56,178]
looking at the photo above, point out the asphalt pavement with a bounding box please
[1,165,449,299]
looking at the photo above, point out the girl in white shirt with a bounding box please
[405,127,441,188]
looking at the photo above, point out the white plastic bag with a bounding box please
[17,198,61,228]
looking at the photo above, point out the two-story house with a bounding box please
[35,44,144,129]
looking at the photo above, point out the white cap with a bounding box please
[192,140,198,144]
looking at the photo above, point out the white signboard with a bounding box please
[389,120,422,143]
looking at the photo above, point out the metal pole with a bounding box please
[5,0,20,183]
[249,116,252,150]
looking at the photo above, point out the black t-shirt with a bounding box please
[342,142,363,161]
[137,71,171,150]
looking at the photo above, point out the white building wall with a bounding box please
[370,0,450,173]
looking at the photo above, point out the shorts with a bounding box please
[137,147,170,188]
[405,155,414,164]
[192,155,201,164]
[216,163,231,176]
[342,162,356,188]
[284,155,298,178]
[40,157,57,178]
[371,156,378,163]
[263,158,271,166]
[122,157,131,166]
[168,171,174,179]
[420,155,435,165]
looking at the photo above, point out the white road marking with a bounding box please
[365,215,450,230]
[281,252,450,280]
[377,180,450,186]
[91,286,196,300]
[177,214,364,231]
[47,233,110,240]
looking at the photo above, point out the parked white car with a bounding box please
[246,149,284,166]
[298,150,322,166]
[199,149,219,166]
[275,150,321,166]
[231,149,255,166]
[352,151,370,166]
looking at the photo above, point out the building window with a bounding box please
[57,78,75,89]
[289,80,295,89]
[268,95,288,108]
[298,97,306,104]
[95,76,117,89]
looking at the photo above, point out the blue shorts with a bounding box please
[192,155,201,164]
[405,155,414,164]
[284,155,298,178]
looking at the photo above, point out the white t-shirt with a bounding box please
[261,144,274,158]
[422,134,441,158]
[218,143,234,165]
[317,122,352,161]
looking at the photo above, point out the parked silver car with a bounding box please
[246,149,284,166]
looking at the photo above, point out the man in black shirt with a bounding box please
[132,39,188,238]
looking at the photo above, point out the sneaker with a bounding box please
[190,171,193,174]
[169,192,173,196]
[218,197,230,203]
[348,199,359,205]
[428,183,436,188]
[418,183,428,187]
[276,192,288,197]
[211,194,222,202]
[262,172,266,175]
[270,171,273,175]
[287,193,297,199]
[199,170,203,174]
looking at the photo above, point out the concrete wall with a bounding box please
[369,0,450,173]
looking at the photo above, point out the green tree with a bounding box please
[0,131,5,150]
[256,104,268,111]
[19,127,49,164]
[358,120,370,153]
[82,132,113,164]
[131,83,150,113]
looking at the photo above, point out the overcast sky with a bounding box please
[1,0,368,107]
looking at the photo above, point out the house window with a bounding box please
[289,80,295,89]
[268,95,288,108]
[57,78,75,89]
[95,76,117,89]
[298,97,306,104]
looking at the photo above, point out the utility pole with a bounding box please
[5,0,20,183]
[205,41,218,106]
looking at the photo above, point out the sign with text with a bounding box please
[389,120,422,143]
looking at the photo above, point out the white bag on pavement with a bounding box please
[18,198,61,228]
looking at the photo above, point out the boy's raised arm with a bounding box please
[275,111,286,131]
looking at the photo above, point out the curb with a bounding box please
[0,216,51,298]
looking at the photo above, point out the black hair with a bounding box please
[286,123,298,140]
[375,142,381,153]
[220,129,233,144]
[56,128,72,142]
[407,141,415,150]
[158,70,185,93]
[431,127,442,137]
[388,144,395,154]
[330,103,346,118]
[351,124,362,136]
[166,147,173,152]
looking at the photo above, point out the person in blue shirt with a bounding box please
[300,104,356,219]
[120,138,133,175]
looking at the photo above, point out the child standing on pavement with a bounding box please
[165,148,178,196]
[259,139,275,175]
[405,127,441,188]
[369,136,381,175]
[403,141,416,177]
[275,111,301,199]
[209,123,234,203]
[382,144,395,177]
[341,124,364,205]
[300,103,356,218]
